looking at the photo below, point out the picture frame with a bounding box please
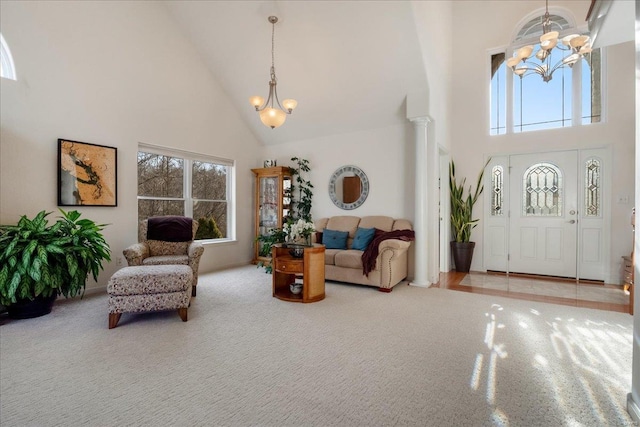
[58,138,117,207]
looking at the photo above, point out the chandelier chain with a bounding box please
[270,20,276,82]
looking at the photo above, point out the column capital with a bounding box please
[409,115,432,126]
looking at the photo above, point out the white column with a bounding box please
[409,116,432,287]
[628,0,640,420]
[426,121,440,285]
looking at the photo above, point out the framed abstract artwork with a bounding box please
[58,139,117,206]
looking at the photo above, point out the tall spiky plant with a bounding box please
[449,159,490,243]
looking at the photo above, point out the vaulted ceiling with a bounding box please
[164,1,428,145]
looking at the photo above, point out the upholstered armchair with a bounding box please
[123,216,204,296]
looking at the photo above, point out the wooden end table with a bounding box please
[271,243,325,303]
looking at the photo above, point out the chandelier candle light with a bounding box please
[506,0,592,82]
[249,16,297,129]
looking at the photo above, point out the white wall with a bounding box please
[451,1,636,281]
[262,123,414,221]
[0,1,263,292]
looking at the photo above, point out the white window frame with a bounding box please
[138,143,236,244]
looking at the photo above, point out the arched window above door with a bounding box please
[515,14,571,42]
[1,34,16,80]
[489,7,601,135]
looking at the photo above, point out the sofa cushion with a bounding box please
[323,229,349,249]
[324,216,361,247]
[147,240,190,257]
[351,227,376,250]
[335,250,367,269]
[393,219,413,231]
[359,216,394,232]
[324,249,341,265]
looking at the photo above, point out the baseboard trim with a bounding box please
[627,393,640,422]
[409,281,432,288]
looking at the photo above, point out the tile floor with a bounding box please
[438,271,632,313]
[459,274,629,305]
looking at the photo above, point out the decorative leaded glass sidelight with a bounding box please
[522,162,563,216]
[491,165,504,216]
[585,158,601,217]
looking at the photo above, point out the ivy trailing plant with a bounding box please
[290,157,314,222]
[256,227,287,258]
[0,209,111,307]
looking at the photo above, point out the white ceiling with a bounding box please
[164,1,428,145]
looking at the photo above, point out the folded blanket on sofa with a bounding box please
[362,229,415,276]
[147,216,193,242]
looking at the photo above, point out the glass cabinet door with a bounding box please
[253,166,294,263]
[259,176,278,236]
[282,175,291,220]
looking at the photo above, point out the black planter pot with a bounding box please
[451,241,476,273]
[6,294,57,319]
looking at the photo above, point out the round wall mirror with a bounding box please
[328,165,369,210]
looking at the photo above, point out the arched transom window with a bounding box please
[490,8,601,135]
[0,34,16,81]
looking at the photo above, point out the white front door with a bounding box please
[508,150,579,278]
[484,149,610,281]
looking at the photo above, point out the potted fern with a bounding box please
[449,159,489,272]
[0,209,111,319]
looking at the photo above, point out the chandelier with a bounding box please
[506,0,592,82]
[249,16,297,129]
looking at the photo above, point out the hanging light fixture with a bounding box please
[506,0,592,82]
[249,16,297,129]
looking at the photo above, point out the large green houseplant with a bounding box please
[0,209,111,318]
[449,159,489,272]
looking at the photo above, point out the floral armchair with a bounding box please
[123,216,205,296]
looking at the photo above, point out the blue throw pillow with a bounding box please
[351,227,376,251]
[322,229,349,250]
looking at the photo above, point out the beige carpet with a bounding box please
[0,266,635,426]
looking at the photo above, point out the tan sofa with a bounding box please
[314,216,413,292]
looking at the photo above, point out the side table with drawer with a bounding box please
[272,243,325,303]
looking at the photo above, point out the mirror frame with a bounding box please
[328,165,370,210]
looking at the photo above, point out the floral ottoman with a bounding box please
[107,264,193,329]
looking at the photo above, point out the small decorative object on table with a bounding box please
[263,159,277,167]
[288,244,305,258]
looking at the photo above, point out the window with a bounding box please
[490,165,504,216]
[137,145,234,241]
[584,158,601,217]
[490,53,506,135]
[1,34,16,80]
[522,162,562,216]
[489,11,601,135]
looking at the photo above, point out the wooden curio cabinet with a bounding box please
[252,166,293,264]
